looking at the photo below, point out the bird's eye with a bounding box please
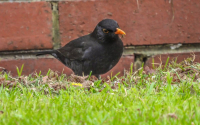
[103,29,109,33]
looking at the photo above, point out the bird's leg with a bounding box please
[95,75,101,80]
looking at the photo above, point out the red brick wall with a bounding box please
[0,0,200,77]
[145,52,200,68]
[59,0,200,46]
[0,2,53,51]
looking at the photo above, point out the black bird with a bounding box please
[36,19,126,78]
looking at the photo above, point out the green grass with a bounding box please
[0,57,200,124]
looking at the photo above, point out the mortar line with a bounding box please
[1,43,200,56]
[50,1,61,50]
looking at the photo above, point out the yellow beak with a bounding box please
[115,28,126,35]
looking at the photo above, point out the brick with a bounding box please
[0,2,53,51]
[0,58,73,76]
[145,52,200,68]
[0,56,134,78]
[59,0,200,46]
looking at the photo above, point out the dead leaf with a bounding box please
[82,81,94,89]
[167,113,178,119]
[42,76,48,83]
[144,66,155,74]
[0,77,5,82]
[194,73,200,81]
[50,83,67,91]
[28,80,37,85]
[69,74,88,83]
[174,68,182,73]
[0,111,3,114]
[48,70,59,81]
[30,88,37,91]
[197,78,200,82]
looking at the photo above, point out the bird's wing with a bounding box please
[57,35,93,61]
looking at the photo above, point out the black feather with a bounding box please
[36,19,124,77]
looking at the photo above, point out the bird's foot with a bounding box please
[95,75,101,80]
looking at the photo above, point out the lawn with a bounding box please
[0,57,200,124]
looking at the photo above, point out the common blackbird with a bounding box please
[36,19,126,78]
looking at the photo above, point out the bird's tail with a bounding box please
[35,50,56,56]
[35,50,68,67]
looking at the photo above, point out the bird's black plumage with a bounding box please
[36,19,125,77]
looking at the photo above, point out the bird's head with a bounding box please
[91,19,126,43]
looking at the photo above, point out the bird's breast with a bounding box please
[85,40,123,74]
